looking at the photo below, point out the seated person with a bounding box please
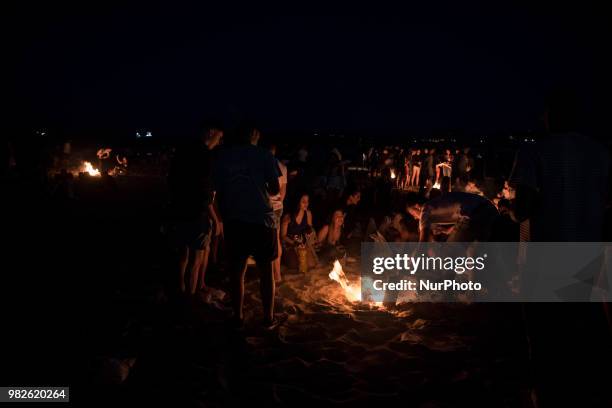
[281,193,316,268]
[375,212,419,243]
[410,191,499,242]
[341,187,362,239]
[317,208,346,263]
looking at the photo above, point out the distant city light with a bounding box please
[145,131,152,138]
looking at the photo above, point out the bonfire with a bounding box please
[328,260,362,302]
[82,161,101,176]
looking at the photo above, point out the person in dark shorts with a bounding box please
[509,88,611,406]
[213,123,280,327]
[167,123,223,295]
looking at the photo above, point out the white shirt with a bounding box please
[270,159,287,211]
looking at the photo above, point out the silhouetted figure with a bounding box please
[168,124,223,295]
[510,90,609,241]
[213,124,280,327]
[510,88,611,407]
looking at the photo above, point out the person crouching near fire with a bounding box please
[407,191,499,242]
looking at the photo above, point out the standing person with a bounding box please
[296,144,308,176]
[269,143,287,283]
[213,124,280,327]
[423,148,436,189]
[410,149,422,187]
[435,149,453,192]
[326,147,346,203]
[403,149,412,190]
[456,147,472,187]
[167,123,223,295]
[509,89,611,407]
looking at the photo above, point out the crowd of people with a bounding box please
[366,146,474,193]
[161,91,612,406]
[159,90,611,340]
[3,89,611,405]
[165,123,371,328]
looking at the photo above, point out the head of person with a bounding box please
[423,148,428,154]
[406,203,422,220]
[463,147,470,154]
[201,120,224,149]
[429,148,435,155]
[329,209,345,228]
[237,121,262,146]
[344,187,361,206]
[398,217,419,241]
[269,143,278,156]
[294,193,309,213]
[544,87,581,133]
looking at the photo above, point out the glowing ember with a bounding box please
[82,161,101,176]
[328,260,361,302]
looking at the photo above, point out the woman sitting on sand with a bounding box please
[317,208,346,263]
[281,193,316,268]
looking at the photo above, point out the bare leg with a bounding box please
[178,246,189,293]
[273,228,282,282]
[210,234,219,264]
[258,260,275,323]
[198,246,211,290]
[189,249,204,295]
[230,257,249,321]
[412,167,420,187]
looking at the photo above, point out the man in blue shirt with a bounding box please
[213,124,280,327]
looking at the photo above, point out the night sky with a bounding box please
[6,2,608,137]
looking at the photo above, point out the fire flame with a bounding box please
[390,168,396,179]
[82,161,101,176]
[432,181,441,189]
[328,260,361,302]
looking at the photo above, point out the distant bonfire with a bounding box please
[81,161,100,176]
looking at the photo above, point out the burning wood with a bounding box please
[82,161,101,176]
[328,260,361,302]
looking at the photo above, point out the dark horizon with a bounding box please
[6,3,609,137]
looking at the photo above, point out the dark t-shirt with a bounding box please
[509,132,610,241]
[213,145,280,227]
[167,144,213,219]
